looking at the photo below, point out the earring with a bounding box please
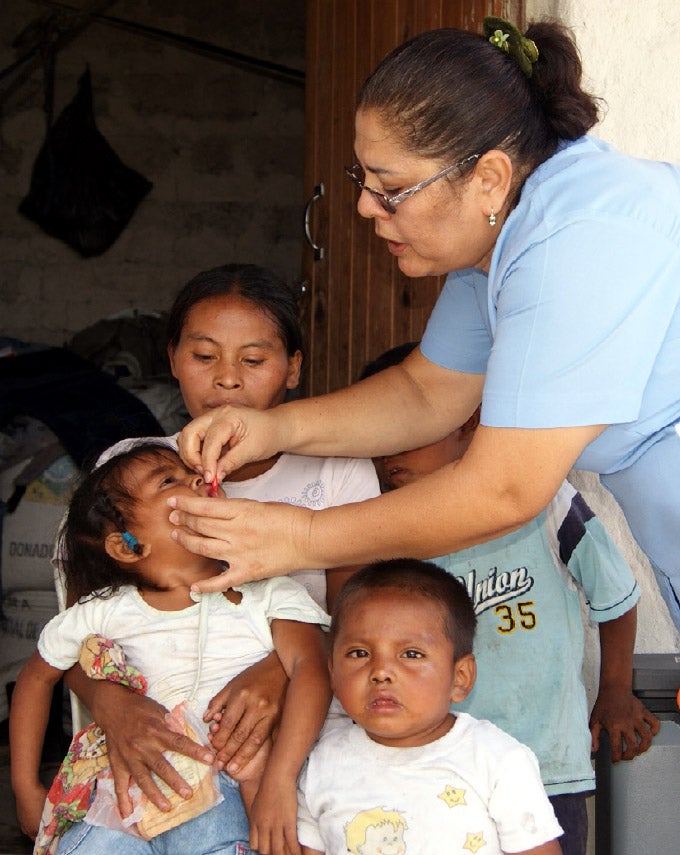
[488,209,496,227]
[122,530,142,554]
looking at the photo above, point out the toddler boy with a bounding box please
[297,559,564,855]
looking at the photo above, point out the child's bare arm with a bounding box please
[589,605,660,761]
[9,650,64,839]
[247,620,331,855]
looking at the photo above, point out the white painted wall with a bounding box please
[527,0,680,159]
[524,0,680,658]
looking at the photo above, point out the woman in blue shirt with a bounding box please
[171,19,680,632]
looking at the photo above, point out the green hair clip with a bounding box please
[483,16,539,78]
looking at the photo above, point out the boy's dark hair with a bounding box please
[331,558,476,657]
[61,441,175,602]
[166,262,304,361]
[359,341,418,381]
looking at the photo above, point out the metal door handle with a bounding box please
[303,183,325,260]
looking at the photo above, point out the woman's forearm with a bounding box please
[63,659,96,709]
[280,356,484,458]
[179,356,484,482]
[174,423,603,590]
[304,424,602,568]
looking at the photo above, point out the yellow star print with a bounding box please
[463,831,486,853]
[437,785,467,808]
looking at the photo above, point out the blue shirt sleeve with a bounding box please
[421,268,491,374]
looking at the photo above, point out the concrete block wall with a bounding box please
[0,0,306,347]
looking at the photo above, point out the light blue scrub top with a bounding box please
[421,136,680,624]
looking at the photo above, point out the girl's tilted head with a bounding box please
[62,442,212,601]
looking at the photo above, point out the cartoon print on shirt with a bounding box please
[438,784,467,808]
[345,807,408,855]
[463,830,487,853]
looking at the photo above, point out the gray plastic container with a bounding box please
[595,653,680,854]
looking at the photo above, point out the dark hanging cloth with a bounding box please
[18,66,152,257]
[0,347,164,471]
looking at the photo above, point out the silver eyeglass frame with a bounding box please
[344,153,481,214]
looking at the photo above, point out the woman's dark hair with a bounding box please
[61,442,174,601]
[358,21,600,190]
[331,558,477,658]
[166,263,304,361]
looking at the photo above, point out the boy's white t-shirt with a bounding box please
[297,713,562,855]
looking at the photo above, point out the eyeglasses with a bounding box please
[344,154,480,214]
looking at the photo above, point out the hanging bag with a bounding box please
[19,63,152,257]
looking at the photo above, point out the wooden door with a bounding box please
[301,0,521,396]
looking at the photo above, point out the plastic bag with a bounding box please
[84,702,223,840]
[19,66,152,257]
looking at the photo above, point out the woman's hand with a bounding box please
[167,494,315,589]
[86,681,216,815]
[204,651,288,774]
[177,405,288,484]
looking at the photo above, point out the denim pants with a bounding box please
[57,772,251,855]
[550,792,589,855]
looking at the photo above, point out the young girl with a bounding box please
[63,263,380,813]
[11,443,331,855]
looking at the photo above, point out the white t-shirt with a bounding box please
[297,713,562,855]
[39,576,329,715]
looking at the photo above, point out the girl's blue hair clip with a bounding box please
[122,530,140,552]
